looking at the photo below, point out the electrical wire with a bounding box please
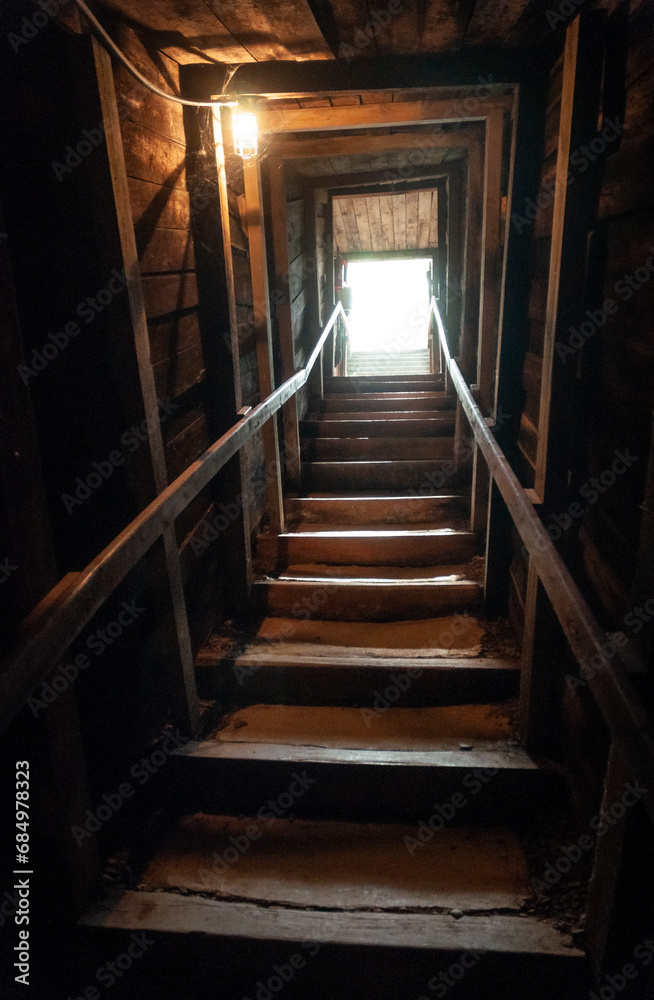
[71,0,239,109]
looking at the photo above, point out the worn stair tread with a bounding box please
[304,460,468,491]
[301,418,456,437]
[275,563,476,580]
[322,397,456,412]
[81,888,582,956]
[309,409,457,420]
[292,521,469,533]
[209,703,518,752]
[302,437,455,461]
[175,741,537,771]
[135,815,530,913]
[257,530,477,570]
[252,615,485,653]
[285,495,466,526]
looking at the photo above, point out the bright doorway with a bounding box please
[345,258,432,374]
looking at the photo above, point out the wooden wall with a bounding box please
[508,52,563,637]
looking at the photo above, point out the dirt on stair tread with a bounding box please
[212,702,519,751]
[274,562,477,581]
[254,615,484,654]
[139,815,530,913]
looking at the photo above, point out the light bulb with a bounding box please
[232,108,258,159]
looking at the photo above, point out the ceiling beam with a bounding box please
[211,51,552,97]
[259,96,513,134]
[304,164,462,190]
[270,128,482,159]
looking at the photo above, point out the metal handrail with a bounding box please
[0,303,348,735]
[428,297,654,809]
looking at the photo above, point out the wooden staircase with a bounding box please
[82,373,590,997]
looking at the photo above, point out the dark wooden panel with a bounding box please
[148,310,203,364]
[138,227,195,274]
[142,273,199,319]
[129,178,191,231]
[121,119,186,189]
[153,342,206,399]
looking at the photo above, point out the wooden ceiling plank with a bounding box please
[202,0,294,60]
[336,197,362,251]
[427,189,440,247]
[243,0,334,60]
[260,96,512,133]
[379,194,395,251]
[366,197,384,252]
[392,193,407,250]
[272,128,481,159]
[102,0,255,62]
[352,195,373,251]
[332,198,348,253]
[417,188,433,248]
[464,0,532,45]
[405,189,420,249]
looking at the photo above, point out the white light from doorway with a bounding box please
[346,258,432,354]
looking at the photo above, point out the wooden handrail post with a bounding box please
[268,157,302,492]
[94,38,200,737]
[243,156,285,534]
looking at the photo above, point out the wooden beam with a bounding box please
[93,38,200,737]
[447,168,463,354]
[242,157,285,534]
[261,96,514,134]
[304,167,457,190]
[268,157,302,490]
[520,15,605,747]
[272,129,482,160]
[585,743,629,979]
[476,107,505,413]
[183,105,253,610]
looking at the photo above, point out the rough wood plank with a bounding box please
[82,888,582,956]
[261,97,513,133]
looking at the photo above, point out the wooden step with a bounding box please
[256,529,476,569]
[196,647,520,706]
[301,437,454,461]
[82,887,583,958]
[303,460,466,491]
[322,392,454,412]
[324,378,443,394]
[311,408,456,420]
[167,724,558,825]
[301,417,456,438]
[252,575,481,620]
[285,494,466,525]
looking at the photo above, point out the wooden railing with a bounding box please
[0,302,348,736]
[428,296,654,800]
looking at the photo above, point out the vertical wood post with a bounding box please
[94,38,200,736]
[519,14,604,746]
[447,169,463,357]
[242,156,285,534]
[470,110,504,534]
[585,743,629,979]
[267,157,302,491]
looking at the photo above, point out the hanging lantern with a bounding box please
[232,99,258,160]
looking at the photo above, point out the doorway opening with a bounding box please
[344,257,433,375]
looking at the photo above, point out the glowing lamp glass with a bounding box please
[232,109,258,159]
